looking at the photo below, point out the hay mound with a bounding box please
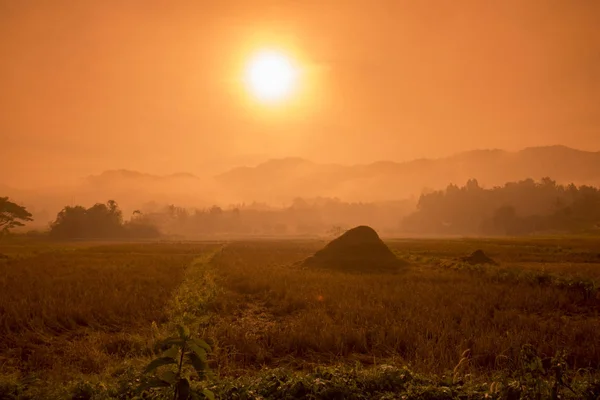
[301,225,407,273]
[460,249,497,265]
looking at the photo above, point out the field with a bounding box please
[1,237,600,399]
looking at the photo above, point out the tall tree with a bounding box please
[0,197,33,235]
[50,200,124,239]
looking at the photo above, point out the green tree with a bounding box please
[50,205,90,238]
[50,200,124,239]
[0,197,33,235]
[404,178,600,235]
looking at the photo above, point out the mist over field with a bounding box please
[2,1,600,399]
[3,145,600,238]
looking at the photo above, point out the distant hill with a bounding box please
[76,170,211,210]
[3,146,600,226]
[86,170,200,186]
[215,146,600,202]
[1,170,210,227]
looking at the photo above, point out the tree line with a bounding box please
[0,196,414,238]
[49,200,160,239]
[402,178,600,235]
[129,197,414,237]
[0,198,159,239]
[2,177,600,238]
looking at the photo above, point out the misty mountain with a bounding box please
[74,170,214,212]
[86,170,200,187]
[215,146,600,203]
[2,171,211,227]
[4,145,600,227]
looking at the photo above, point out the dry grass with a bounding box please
[387,238,600,282]
[386,236,600,264]
[205,240,600,376]
[0,242,218,376]
[1,237,599,396]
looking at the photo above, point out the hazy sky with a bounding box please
[1,0,599,188]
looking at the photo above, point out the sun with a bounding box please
[244,50,298,103]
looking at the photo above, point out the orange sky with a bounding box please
[1,0,599,188]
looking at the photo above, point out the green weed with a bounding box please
[137,324,214,400]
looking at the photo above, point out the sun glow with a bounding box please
[244,50,299,103]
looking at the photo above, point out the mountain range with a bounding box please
[3,145,600,224]
[214,145,600,202]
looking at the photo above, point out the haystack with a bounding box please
[460,249,498,265]
[301,225,407,273]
